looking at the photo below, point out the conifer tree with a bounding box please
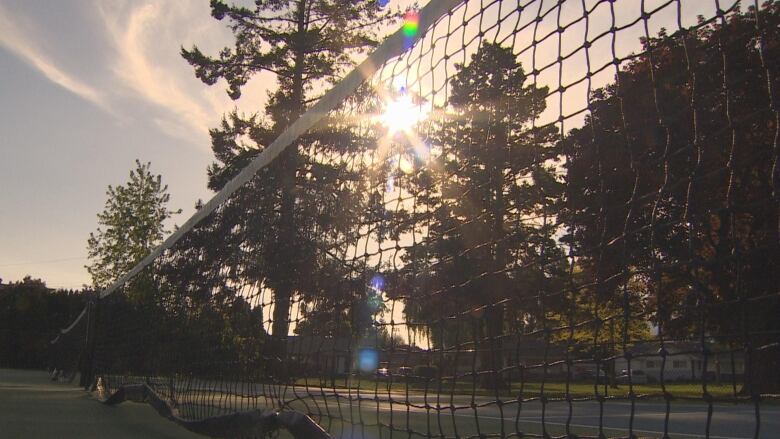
[182,0,396,339]
[401,43,564,388]
[86,160,179,292]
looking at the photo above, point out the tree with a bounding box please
[181,0,396,340]
[561,3,780,393]
[398,43,565,388]
[86,160,180,293]
[0,277,86,369]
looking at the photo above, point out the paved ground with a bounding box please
[165,379,780,438]
[281,386,778,438]
[2,369,776,438]
[0,369,201,439]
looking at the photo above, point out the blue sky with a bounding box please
[0,0,281,288]
[0,0,727,290]
[0,0,419,290]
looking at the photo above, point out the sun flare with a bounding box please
[379,93,429,135]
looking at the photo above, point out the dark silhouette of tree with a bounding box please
[86,160,180,294]
[398,43,564,388]
[561,3,779,394]
[181,1,396,341]
[152,201,272,379]
[0,277,86,369]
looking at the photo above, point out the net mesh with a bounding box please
[62,0,780,437]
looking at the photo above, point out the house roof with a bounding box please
[624,340,708,356]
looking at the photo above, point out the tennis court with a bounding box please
[0,369,200,439]
[2,369,775,438]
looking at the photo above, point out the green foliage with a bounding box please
[560,3,780,392]
[387,43,566,389]
[400,42,564,349]
[86,160,180,292]
[0,277,86,369]
[182,0,395,102]
[547,272,653,348]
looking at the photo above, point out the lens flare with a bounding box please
[370,274,385,292]
[398,154,414,174]
[413,141,431,162]
[402,11,419,38]
[358,348,379,373]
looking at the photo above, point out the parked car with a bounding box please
[376,367,389,379]
[616,369,648,384]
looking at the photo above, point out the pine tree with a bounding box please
[86,160,180,292]
[182,1,396,340]
[401,43,564,388]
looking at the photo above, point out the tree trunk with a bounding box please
[269,0,308,382]
[478,304,506,390]
[479,127,508,391]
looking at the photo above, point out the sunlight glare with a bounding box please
[397,154,414,174]
[379,93,429,135]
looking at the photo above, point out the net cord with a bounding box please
[49,305,88,345]
[98,0,464,300]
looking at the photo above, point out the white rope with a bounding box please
[50,305,88,344]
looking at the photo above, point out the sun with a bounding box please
[378,93,429,135]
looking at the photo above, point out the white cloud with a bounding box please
[1,0,274,148]
[0,3,109,111]
[95,0,270,146]
[98,1,215,142]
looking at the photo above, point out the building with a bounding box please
[287,335,353,376]
[614,341,745,382]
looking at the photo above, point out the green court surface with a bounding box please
[0,369,202,439]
